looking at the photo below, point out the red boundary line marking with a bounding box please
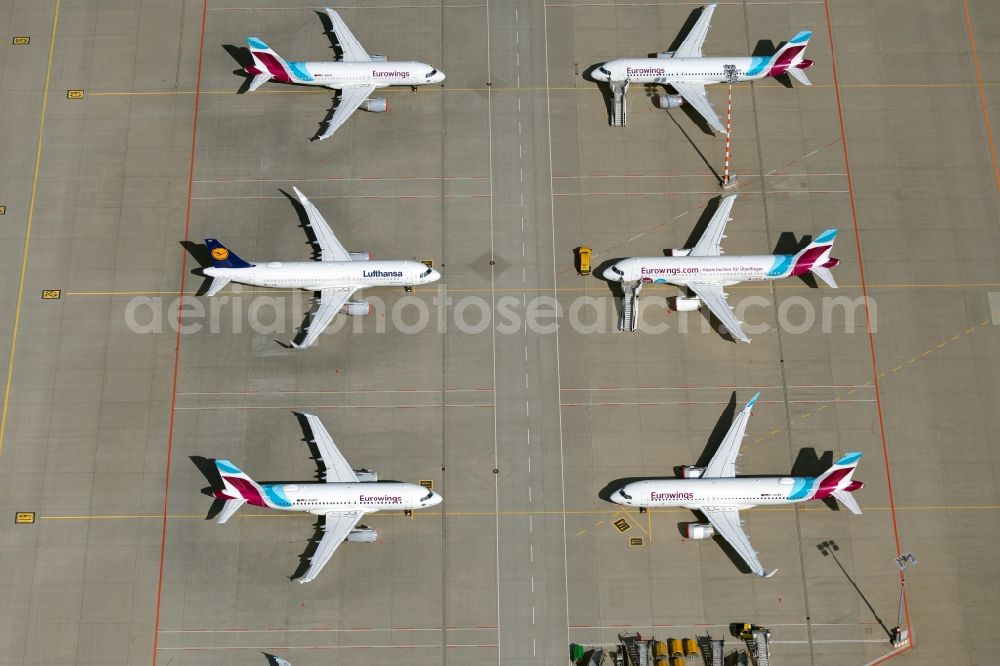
[151,1,209,663]
[962,0,1000,194]
[823,0,912,659]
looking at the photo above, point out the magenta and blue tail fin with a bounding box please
[812,452,864,514]
[205,239,253,269]
[246,37,295,85]
[768,31,813,84]
[790,229,839,287]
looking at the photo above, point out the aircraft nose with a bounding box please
[428,269,441,282]
[602,266,621,281]
[435,71,446,83]
[431,492,443,506]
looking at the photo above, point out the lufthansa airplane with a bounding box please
[202,187,441,348]
[611,393,864,577]
[602,193,838,343]
[592,3,813,133]
[210,413,443,583]
[243,8,445,140]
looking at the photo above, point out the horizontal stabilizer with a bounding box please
[248,73,271,92]
[810,265,838,289]
[205,276,231,297]
[787,66,811,86]
[764,569,779,578]
[831,489,862,515]
[215,498,246,524]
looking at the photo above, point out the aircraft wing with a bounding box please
[701,391,759,478]
[300,412,359,483]
[670,82,725,134]
[292,287,359,349]
[673,3,717,58]
[702,507,775,577]
[687,282,750,343]
[690,193,737,257]
[324,8,371,62]
[316,84,376,141]
[263,654,292,666]
[299,511,364,583]
[292,187,351,262]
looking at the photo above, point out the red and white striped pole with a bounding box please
[722,82,735,188]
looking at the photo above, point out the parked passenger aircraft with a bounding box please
[591,3,813,133]
[210,413,443,583]
[610,393,864,577]
[243,8,445,140]
[202,187,440,348]
[602,193,838,343]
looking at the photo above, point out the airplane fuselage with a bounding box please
[203,259,438,291]
[252,60,443,89]
[614,476,821,511]
[601,56,772,86]
[215,481,440,514]
[609,254,808,287]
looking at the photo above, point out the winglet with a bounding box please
[764,569,779,578]
[745,391,761,410]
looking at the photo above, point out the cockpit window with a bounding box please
[427,68,438,77]
[612,266,624,275]
[420,268,433,278]
[599,66,611,76]
[420,491,434,501]
[619,489,632,500]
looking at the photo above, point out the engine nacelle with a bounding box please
[346,525,378,543]
[361,97,388,113]
[681,466,705,479]
[369,54,387,62]
[656,51,675,59]
[353,468,377,482]
[667,248,691,257]
[686,523,715,540]
[657,94,685,109]
[668,296,701,312]
[349,251,370,261]
[341,300,370,316]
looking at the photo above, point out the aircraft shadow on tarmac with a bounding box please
[222,44,256,94]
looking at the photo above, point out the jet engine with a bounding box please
[681,466,705,479]
[346,525,378,542]
[348,251,370,261]
[686,523,715,540]
[657,94,685,109]
[656,51,675,59]
[667,248,691,257]
[353,468,378,482]
[369,54,387,62]
[668,296,701,312]
[361,97,388,113]
[341,300,370,316]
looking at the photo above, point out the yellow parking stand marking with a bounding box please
[418,480,433,490]
[15,512,35,524]
[612,518,631,533]
[12,37,30,45]
[41,290,61,299]
[0,206,5,215]
[629,537,644,547]
[66,89,84,99]
[421,260,433,268]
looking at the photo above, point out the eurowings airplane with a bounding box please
[210,413,443,583]
[610,393,864,577]
[591,3,813,133]
[601,193,839,343]
[202,187,441,348]
[243,8,445,140]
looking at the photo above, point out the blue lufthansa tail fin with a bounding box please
[205,239,253,268]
